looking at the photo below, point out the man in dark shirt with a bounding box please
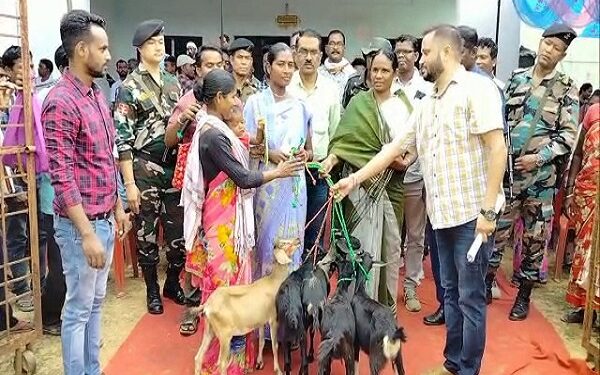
[43,10,128,375]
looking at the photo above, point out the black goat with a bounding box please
[352,252,407,375]
[318,253,357,375]
[276,252,334,375]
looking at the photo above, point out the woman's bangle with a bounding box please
[565,193,574,199]
[349,173,358,189]
[124,181,136,187]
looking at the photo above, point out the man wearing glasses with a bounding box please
[318,29,356,98]
[289,29,342,257]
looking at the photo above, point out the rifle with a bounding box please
[505,126,514,204]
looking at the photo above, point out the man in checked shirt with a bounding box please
[43,10,129,375]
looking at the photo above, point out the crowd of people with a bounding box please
[0,7,598,375]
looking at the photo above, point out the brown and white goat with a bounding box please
[192,238,300,375]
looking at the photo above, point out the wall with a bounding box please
[92,0,458,69]
[457,0,521,82]
[0,0,90,80]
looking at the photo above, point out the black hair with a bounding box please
[163,55,175,64]
[1,45,22,69]
[54,46,68,70]
[196,45,223,66]
[591,89,600,98]
[261,44,271,55]
[60,9,106,58]
[297,28,322,49]
[423,24,463,52]
[396,34,419,52]
[457,25,478,49]
[477,37,498,59]
[580,82,593,94]
[351,57,366,67]
[128,58,138,65]
[193,69,235,104]
[371,49,399,70]
[39,58,54,74]
[267,43,293,65]
[327,29,346,45]
[221,34,231,43]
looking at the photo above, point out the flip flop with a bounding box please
[180,309,199,336]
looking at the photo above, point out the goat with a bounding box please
[192,238,300,375]
[318,248,357,375]
[276,250,335,375]
[352,251,407,375]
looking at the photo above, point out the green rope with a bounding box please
[305,162,370,282]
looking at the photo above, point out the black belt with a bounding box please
[59,211,112,221]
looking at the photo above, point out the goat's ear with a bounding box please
[372,261,388,269]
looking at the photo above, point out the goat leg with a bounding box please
[217,335,232,375]
[256,326,266,370]
[345,347,356,375]
[269,318,283,375]
[283,341,292,375]
[308,326,315,363]
[393,351,406,375]
[299,333,309,375]
[354,344,360,375]
[194,322,214,375]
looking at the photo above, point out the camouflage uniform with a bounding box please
[341,72,368,109]
[490,67,579,282]
[114,65,184,269]
[237,76,260,104]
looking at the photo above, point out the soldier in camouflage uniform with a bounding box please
[114,20,185,314]
[228,38,260,104]
[489,24,579,321]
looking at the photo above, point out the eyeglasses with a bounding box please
[396,49,415,56]
[297,48,320,57]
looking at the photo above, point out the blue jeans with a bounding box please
[435,219,491,375]
[54,216,115,375]
[303,169,329,254]
[427,220,444,307]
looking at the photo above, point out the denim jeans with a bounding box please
[435,219,492,375]
[54,215,114,375]
[427,220,444,307]
[303,169,329,254]
[6,212,30,295]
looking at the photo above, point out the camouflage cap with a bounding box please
[132,19,165,47]
[361,37,393,56]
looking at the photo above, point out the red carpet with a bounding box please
[103,265,594,375]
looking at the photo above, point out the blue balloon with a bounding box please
[581,21,600,38]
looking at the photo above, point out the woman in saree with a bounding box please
[243,43,313,280]
[320,49,414,311]
[181,69,304,374]
[562,103,599,324]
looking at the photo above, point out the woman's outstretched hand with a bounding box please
[330,174,357,202]
[275,157,305,178]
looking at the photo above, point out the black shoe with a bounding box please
[561,308,584,324]
[142,266,164,315]
[163,265,186,305]
[509,280,533,321]
[423,307,445,326]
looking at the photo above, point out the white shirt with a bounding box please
[394,66,504,229]
[288,71,342,161]
[318,58,356,100]
[379,95,412,140]
[493,77,505,90]
[392,68,433,184]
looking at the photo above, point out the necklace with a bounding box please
[272,90,287,99]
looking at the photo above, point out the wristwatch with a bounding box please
[480,208,498,222]
[535,154,545,168]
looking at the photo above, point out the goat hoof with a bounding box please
[255,361,264,370]
[307,354,314,363]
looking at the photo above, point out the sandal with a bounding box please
[561,309,584,324]
[180,309,199,336]
[43,322,62,336]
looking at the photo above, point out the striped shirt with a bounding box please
[394,66,504,229]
